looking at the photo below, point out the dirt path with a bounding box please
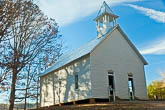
[30,101,165,110]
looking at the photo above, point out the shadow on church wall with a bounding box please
[41,55,92,106]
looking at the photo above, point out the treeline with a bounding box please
[147,79,165,100]
[0,103,35,110]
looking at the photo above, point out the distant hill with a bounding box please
[0,104,8,110]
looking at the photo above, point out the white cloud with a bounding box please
[140,38,165,55]
[128,4,165,23]
[38,0,142,26]
[127,4,165,55]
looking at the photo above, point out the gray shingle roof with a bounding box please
[39,27,115,77]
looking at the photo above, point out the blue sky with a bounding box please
[38,0,165,85]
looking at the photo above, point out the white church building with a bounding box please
[39,1,148,107]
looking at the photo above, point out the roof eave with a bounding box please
[116,26,148,65]
[39,53,91,77]
[94,12,119,21]
[90,25,148,65]
[90,25,118,53]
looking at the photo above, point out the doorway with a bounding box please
[128,74,135,100]
[108,71,115,101]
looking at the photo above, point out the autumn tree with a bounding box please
[160,72,165,88]
[0,0,62,110]
[147,81,165,100]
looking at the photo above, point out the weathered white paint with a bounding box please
[40,74,54,107]
[90,28,147,100]
[40,55,92,107]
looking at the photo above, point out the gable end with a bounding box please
[117,26,148,65]
[90,25,148,65]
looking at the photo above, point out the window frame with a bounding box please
[75,73,79,90]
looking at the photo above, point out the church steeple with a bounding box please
[94,1,118,38]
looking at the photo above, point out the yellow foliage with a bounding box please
[147,81,165,99]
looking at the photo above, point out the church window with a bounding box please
[75,73,78,89]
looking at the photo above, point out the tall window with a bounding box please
[75,74,78,89]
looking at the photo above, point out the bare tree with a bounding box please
[0,0,21,42]
[15,46,62,110]
[0,0,62,110]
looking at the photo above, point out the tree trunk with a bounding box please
[24,88,27,110]
[9,69,18,110]
[24,71,29,110]
[24,77,30,110]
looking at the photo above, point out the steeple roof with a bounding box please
[94,1,118,22]
[97,1,114,17]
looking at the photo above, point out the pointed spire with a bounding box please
[97,1,114,17]
[94,1,118,22]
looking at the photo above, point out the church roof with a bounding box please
[97,1,114,17]
[39,25,148,77]
[39,27,115,77]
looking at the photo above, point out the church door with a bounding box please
[108,71,115,101]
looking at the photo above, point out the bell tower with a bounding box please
[94,1,119,38]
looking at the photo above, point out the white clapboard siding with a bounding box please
[40,55,92,107]
[90,28,147,100]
